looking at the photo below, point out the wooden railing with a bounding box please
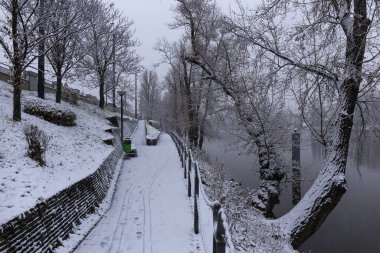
[168,131,235,253]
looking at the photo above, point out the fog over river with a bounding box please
[204,130,380,253]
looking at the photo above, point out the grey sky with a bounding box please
[111,0,237,81]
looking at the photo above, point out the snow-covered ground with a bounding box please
[0,81,116,225]
[196,158,298,253]
[75,121,207,253]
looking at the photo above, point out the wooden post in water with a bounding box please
[292,129,301,205]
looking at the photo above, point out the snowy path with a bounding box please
[75,121,204,253]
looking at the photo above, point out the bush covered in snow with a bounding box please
[24,98,77,126]
[23,124,50,166]
[62,88,80,105]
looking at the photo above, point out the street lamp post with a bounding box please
[112,32,116,112]
[117,90,127,142]
[134,72,138,119]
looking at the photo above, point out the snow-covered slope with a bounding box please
[0,81,115,224]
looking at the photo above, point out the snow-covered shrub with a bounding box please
[23,124,50,166]
[62,88,80,105]
[148,120,160,129]
[23,98,77,126]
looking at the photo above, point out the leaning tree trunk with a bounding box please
[276,88,356,248]
[276,2,370,247]
[250,130,284,217]
[187,55,285,215]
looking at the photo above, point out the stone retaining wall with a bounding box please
[0,129,123,253]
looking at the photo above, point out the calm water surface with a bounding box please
[203,131,380,253]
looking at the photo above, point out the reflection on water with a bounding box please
[204,130,380,253]
[299,131,380,253]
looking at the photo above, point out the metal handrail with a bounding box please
[167,131,235,253]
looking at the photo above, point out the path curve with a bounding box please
[75,121,204,253]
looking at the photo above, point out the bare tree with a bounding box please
[139,69,161,119]
[156,37,221,149]
[0,0,63,121]
[77,0,139,109]
[45,0,90,103]
[174,0,380,250]
[227,0,377,248]
[37,0,46,99]
[174,0,288,216]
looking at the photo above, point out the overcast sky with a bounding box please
[111,0,236,81]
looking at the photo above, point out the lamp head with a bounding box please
[117,90,127,96]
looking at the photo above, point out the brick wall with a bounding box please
[0,129,123,253]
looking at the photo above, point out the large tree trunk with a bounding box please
[13,67,22,122]
[172,86,180,133]
[99,75,105,109]
[251,133,284,217]
[55,68,62,103]
[182,55,200,148]
[198,79,213,150]
[12,0,22,122]
[37,0,45,99]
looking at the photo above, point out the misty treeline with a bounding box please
[136,69,157,120]
[0,0,141,121]
[158,0,380,251]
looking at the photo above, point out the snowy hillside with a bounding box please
[0,81,116,224]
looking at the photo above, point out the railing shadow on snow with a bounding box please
[167,131,235,253]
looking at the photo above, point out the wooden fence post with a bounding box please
[180,143,183,163]
[183,153,187,179]
[194,163,199,197]
[185,147,188,162]
[188,150,192,172]
[194,195,199,234]
[214,210,226,253]
[212,203,221,253]
[182,147,186,169]
[187,168,191,197]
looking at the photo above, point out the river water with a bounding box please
[203,130,380,253]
